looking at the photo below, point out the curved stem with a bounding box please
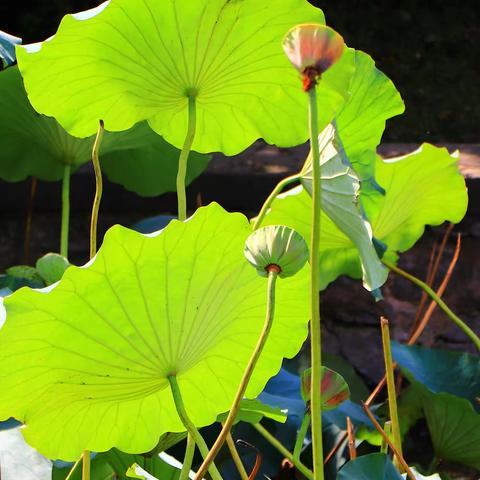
[380,318,403,471]
[293,412,311,462]
[179,434,195,480]
[225,431,249,480]
[177,96,197,221]
[307,86,324,480]
[383,258,480,351]
[60,165,71,258]
[82,450,90,480]
[90,120,105,260]
[168,375,222,480]
[252,173,301,230]
[194,270,278,480]
[252,423,314,480]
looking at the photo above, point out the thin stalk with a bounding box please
[60,165,71,258]
[65,458,81,480]
[383,258,480,351]
[82,450,90,480]
[195,269,279,480]
[167,375,222,480]
[90,120,105,260]
[176,95,197,221]
[381,422,392,455]
[179,434,195,480]
[380,318,403,471]
[252,173,301,230]
[225,431,249,480]
[346,417,356,460]
[307,85,324,480]
[252,423,314,480]
[293,412,311,462]
[362,403,416,480]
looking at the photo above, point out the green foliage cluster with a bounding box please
[0,1,476,480]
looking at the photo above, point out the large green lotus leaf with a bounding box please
[419,388,480,470]
[0,30,21,67]
[301,123,387,292]
[16,0,356,155]
[337,453,403,480]
[0,66,210,192]
[262,144,468,289]
[363,144,468,258]
[392,342,480,409]
[0,203,309,460]
[334,51,404,187]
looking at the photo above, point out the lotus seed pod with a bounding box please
[244,225,309,278]
[283,24,345,91]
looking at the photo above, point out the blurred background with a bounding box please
[2,0,479,142]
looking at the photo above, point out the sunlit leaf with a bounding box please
[263,144,467,289]
[0,66,210,193]
[217,398,287,425]
[0,203,309,460]
[17,0,356,154]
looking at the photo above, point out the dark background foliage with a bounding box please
[1,0,479,142]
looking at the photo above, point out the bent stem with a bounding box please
[293,412,311,462]
[252,423,314,480]
[90,120,105,260]
[380,318,403,471]
[383,258,480,351]
[60,164,71,258]
[82,450,90,480]
[252,173,301,230]
[179,434,195,480]
[168,375,222,480]
[177,95,197,221]
[225,431,249,480]
[307,85,324,480]
[195,269,279,480]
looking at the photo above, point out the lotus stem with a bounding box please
[168,375,222,480]
[346,417,356,460]
[307,84,324,480]
[195,268,279,480]
[179,433,195,480]
[65,458,81,480]
[225,431,249,480]
[252,173,301,230]
[60,164,71,258]
[82,450,90,480]
[177,95,197,221]
[383,258,480,351]
[252,423,314,480]
[380,318,403,471]
[293,412,311,462]
[90,120,105,260]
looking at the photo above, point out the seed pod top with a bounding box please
[244,225,309,278]
[283,24,345,91]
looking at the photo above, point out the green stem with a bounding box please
[82,450,90,480]
[60,164,71,258]
[65,458,81,480]
[90,120,105,260]
[383,259,480,351]
[168,375,222,480]
[176,95,197,221]
[179,434,195,480]
[252,423,314,480]
[381,318,403,471]
[252,173,301,230]
[293,412,311,462]
[195,270,279,480]
[307,85,324,480]
[225,431,249,480]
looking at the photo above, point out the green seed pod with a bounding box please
[244,225,309,278]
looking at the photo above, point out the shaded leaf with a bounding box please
[35,253,70,286]
[0,30,21,68]
[337,453,403,480]
[17,0,355,154]
[0,203,309,460]
[217,398,287,425]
